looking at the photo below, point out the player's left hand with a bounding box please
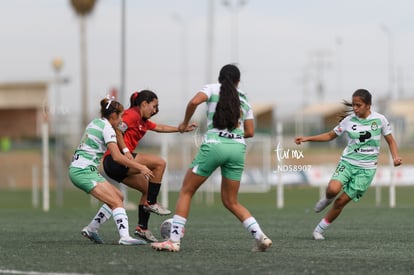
[393,157,402,167]
[294,137,306,145]
[179,122,197,133]
[184,122,197,132]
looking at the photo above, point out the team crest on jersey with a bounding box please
[371,122,378,131]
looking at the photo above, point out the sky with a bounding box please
[1,0,414,131]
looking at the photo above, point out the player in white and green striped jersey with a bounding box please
[151,64,272,252]
[294,89,402,240]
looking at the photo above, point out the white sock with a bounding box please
[88,204,112,232]
[170,214,187,242]
[242,217,264,240]
[314,218,330,234]
[112,207,130,239]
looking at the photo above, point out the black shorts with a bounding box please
[103,153,137,182]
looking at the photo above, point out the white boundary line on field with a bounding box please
[0,269,93,275]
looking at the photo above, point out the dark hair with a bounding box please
[339,89,372,122]
[352,89,372,105]
[100,97,124,119]
[129,90,158,109]
[212,64,241,131]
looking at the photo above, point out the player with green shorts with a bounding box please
[190,132,246,181]
[69,166,105,193]
[295,89,402,240]
[151,64,272,252]
[331,160,376,202]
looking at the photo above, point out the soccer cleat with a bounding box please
[118,236,147,245]
[252,234,273,252]
[134,226,158,242]
[143,203,171,216]
[151,239,180,252]
[312,231,325,240]
[81,227,104,244]
[314,197,334,213]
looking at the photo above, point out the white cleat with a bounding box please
[81,226,104,244]
[134,226,158,242]
[151,239,181,252]
[143,203,171,216]
[314,198,334,213]
[118,236,147,245]
[252,234,273,252]
[312,231,325,240]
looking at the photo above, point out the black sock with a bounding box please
[147,182,161,205]
[138,205,150,230]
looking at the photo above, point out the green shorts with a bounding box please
[69,166,105,193]
[190,137,246,181]
[331,160,376,201]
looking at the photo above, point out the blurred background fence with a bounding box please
[1,124,413,211]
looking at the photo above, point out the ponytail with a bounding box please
[338,100,353,122]
[213,64,241,131]
[129,90,158,108]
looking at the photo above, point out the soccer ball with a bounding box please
[160,218,173,240]
[160,218,184,240]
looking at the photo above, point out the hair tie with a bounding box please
[132,92,139,101]
[105,95,115,109]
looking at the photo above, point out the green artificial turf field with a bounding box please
[0,187,413,275]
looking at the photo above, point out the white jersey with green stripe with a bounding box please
[200,83,254,145]
[70,118,117,169]
[333,111,392,169]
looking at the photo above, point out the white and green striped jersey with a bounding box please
[201,83,254,144]
[333,111,392,169]
[70,118,117,169]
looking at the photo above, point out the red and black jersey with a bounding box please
[122,107,156,151]
[103,107,156,158]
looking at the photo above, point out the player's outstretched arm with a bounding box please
[153,123,197,133]
[294,130,337,145]
[178,92,208,133]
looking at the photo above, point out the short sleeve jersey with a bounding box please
[333,111,392,169]
[70,118,117,169]
[121,107,157,152]
[200,83,254,144]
